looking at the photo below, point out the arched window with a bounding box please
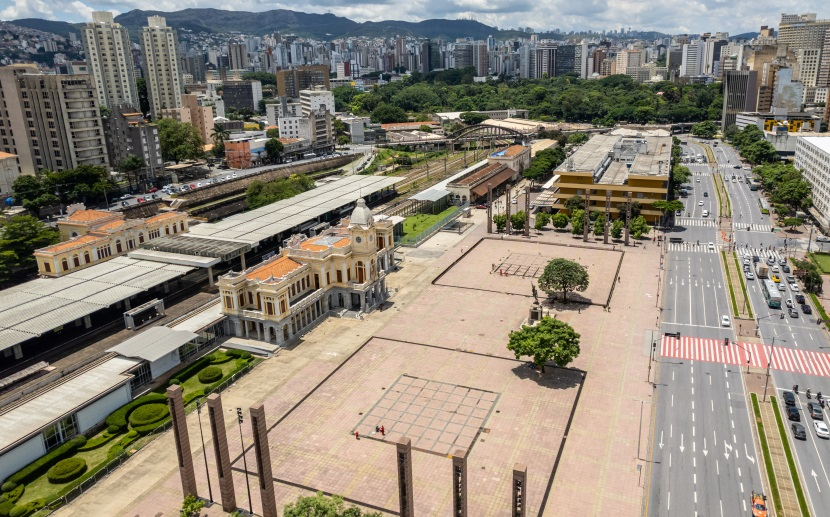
[72,254,80,267]
[180,221,185,231]
[165,227,170,235]
[356,261,366,284]
[70,231,78,238]
[172,224,177,234]
[138,232,145,243]
[61,258,68,271]
[84,251,90,263]
[115,240,123,253]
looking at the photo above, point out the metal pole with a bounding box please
[196,399,213,503]
[237,408,253,514]
[762,337,775,402]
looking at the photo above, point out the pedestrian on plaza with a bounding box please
[381,426,385,436]
[375,426,380,433]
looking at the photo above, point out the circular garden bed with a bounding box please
[197,366,222,384]
[46,458,87,484]
[128,403,170,427]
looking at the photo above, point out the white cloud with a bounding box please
[1,0,56,20]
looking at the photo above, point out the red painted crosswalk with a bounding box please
[660,335,830,378]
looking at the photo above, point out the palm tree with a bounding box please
[210,124,230,147]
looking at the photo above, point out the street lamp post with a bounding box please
[196,399,213,503]
[236,408,253,514]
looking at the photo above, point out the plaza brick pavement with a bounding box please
[54,209,661,517]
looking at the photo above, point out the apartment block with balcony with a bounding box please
[104,105,163,181]
[542,129,671,223]
[140,16,182,118]
[217,199,394,345]
[794,137,830,227]
[81,11,138,109]
[35,209,188,276]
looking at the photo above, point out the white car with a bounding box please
[119,194,133,200]
[232,172,238,178]
[708,242,715,251]
[771,265,780,273]
[815,421,829,439]
[699,201,704,206]
[790,283,800,291]
[721,315,731,327]
[745,271,755,280]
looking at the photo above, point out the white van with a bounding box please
[702,210,709,217]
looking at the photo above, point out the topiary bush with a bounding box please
[197,366,222,384]
[106,424,121,434]
[0,483,16,494]
[78,431,119,451]
[208,352,233,364]
[8,499,44,517]
[107,430,140,459]
[2,436,86,488]
[227,349,251,360]
[168,378,180,386]
[172,357,211,384]
[0,485,23,510]
[46,458,87,484]
[128,403,169,427]
[105,393,167,433]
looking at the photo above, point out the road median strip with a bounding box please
[751,393,784,516]
[770,396,811,516]
[731,253,754,318]
[721,251,740,318]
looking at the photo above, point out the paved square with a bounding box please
[353,374,499,455]
[434,237,622,305]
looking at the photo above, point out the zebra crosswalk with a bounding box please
[668,242,719,253]
[661,335,830,378]
[734,223,773,232]
[736,248,784,262]
[675,218,717,228]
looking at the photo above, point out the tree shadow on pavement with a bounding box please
[510,362,584,390]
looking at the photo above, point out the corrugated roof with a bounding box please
[107,326,198,362]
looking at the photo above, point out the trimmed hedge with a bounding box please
[168,378,180,386]
[207,352,233,364]
[8,499,44,517]
[46,458,87,484]
[77,431,119,452]
[227,349,252,360]
[128,403,169,427]
[0,483,15,494]
[173,357,211,384]
[0,485,22,504]
[197,366,222,384]
[2,436,86,488]
[107,430,140,460]
[104,393,167,433]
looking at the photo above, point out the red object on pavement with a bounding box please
[355,431,359,440]
[381,426,385,436]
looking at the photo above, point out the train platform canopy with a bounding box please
[107,326,198,363]
[186,175,401,246]
[0,257,194,352]
[408,160,488,203]
[129,234,253,268]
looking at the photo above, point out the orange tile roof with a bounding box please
[146,212,183,224]
[502,145,528,157]
[299,236,350,251]
[66,209,118,223]
[246,256,303,281]
[95,220,128,231]
[38,234,104,254]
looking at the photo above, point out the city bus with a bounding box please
[761,279,782,308]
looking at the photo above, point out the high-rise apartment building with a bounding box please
[616,49,643,76]
[778,13,830,51]
[276,65,330,98]
[534,41,557,78]
[0,66,108,174]
[81,11,138,109]
[222,80,263,113]
[228,42,249,71]
[299,87,334,116]
[140,16,182,118]
[104,105,162,181]
[181,94,214,145]
[722,70,759,129]
[680,42,705,76]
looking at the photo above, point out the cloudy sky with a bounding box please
[1,0,828,36]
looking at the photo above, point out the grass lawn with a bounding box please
[179,357,243,398]
[402,207,458,237]
[809,252,830,274]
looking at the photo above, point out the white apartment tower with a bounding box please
[680,41,705,76]
[140,16,182,118]
[81,12,138,110]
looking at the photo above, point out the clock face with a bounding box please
[355,236,362,243]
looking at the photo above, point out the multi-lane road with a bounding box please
[649,136,830,515]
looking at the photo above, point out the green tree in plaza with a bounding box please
[792,258,822,294]
[610,219,624,239]
[506,316,581,373]
[551,212,569,229]
[510,211,526,231]
[564,195,584,213]
[493,213,507,233]
[538,257,590,303]
[618,200,642,219]
[593,213,605,236]
[629,215,651,239]
[691,120,719,139]
[0,215,59,283]
[179,495,204,517]
[158,118,204,163]
[459,111,490,125]
[534,212,550,230]
[264,138,284,163]
[570,209,585,235]
[370,102,408,124]
[783,217,803,229]
[284,491,382,517]
[652,200,685,225]
[588,209,602,221]
[338,135,351,146]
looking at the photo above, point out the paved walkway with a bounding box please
[54,209,662,517]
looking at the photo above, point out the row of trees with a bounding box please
[335,72,723,125]
[494,206,652,239]
[0,215,59,285]
[724,124,778,165]
[12,165,115,216]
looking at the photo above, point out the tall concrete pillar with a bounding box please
[83,315,92,328]
[206,394,236,512]
[451,449,467,517]
[207,266,214,287]
[250,404,277,517]
[396,437,415,517]
[486,183,493,234]
[512,463,527,517]
[167,385,197,498]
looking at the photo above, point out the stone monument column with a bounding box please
[452,449,468,516]
[250,404,278,517]
[512,463,527,517]
[396,437,415,517]
[206,394,236,512]
[167,385,197,498]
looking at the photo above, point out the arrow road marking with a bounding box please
[724,442,732,460]
[745,443,755,464]
[813,470,821,493]
[703,438,708,456]
[680,434,685,453]
[659,431,664,450]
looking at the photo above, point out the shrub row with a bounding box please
[2,436,86,489]
[77,431,119,452]
[207,351,233,364]
[6,499,44,517]
[172,357,211,384]
[46,458,87,484]
[107,430,140,460]
[104,393,167,433]
[197,366,223,384]
[0,485,24,516]
[226,349,252,360]
[128,403,169,427]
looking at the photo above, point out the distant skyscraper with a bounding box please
[81,11,138,109]
[534,41,557,78]
[680,42,705,76]
[722,70,758,130]
[140,16,182,118]
[228,42,249,71]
